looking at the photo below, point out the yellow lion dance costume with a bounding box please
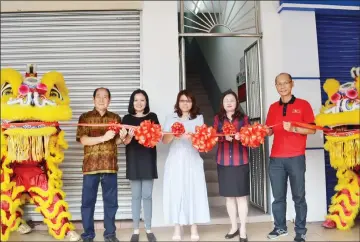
[1,64,80,241]
[316,67,360,230]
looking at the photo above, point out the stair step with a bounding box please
[207,191,220,197]
[209,196,225,207]
[204,164,216,172]
[205,170,218,183]
[203,158,217,166]
[207,182,220,194]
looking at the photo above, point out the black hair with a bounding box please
[128,89,150,115]
[93,87,111,99]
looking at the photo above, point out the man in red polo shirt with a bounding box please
[265,73,316,242]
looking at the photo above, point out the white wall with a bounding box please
[260,1,327,222]
[141,1,179,227]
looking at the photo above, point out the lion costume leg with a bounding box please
[10,164,80,241]
[322,167,360,230]
[27,174,80,241]
[0,183,26,241]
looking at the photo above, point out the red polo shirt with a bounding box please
[265,95,315,158]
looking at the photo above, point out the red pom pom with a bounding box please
[239,122,267,148]
[134,120,162,148]
[171,122,185,137]
[107,121,120,134]
[191,124,218,152]
[222,123,236,136]
[18,84,30,96]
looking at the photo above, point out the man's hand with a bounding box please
[234,133,240,141]
[119,128,127,140]
[225,135,233,142]
[103,130,116,141]
[283,121,292,132]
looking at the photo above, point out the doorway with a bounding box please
[178,0,270,224]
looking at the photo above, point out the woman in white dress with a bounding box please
[162,90,210,241]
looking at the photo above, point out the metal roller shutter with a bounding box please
[316,13,360,207]
[1,10,141,221]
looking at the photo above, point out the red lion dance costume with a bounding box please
[1,65,80,241]
[315,67,360,230]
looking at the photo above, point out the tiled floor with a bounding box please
[7,221,360,241]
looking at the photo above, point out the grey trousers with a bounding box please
[130,179,154,230]
[269,155,307,235]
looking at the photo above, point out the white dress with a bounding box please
[163,113,211,225]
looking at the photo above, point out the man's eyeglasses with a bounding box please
[276,81,292,87]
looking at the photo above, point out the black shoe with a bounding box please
[267,228,288,239]
[82,238,94,242]
[225,229,239,239]
[146,232,157,242]
[104,236,120,242]
[239,236,248,242]
[294,233,306,242]
[130,234,139,242]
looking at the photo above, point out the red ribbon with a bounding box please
[2,120,357,137]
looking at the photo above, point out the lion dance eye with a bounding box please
[1,82,13,96]
[49,85,63,100]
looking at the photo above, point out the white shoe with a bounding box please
[172,235,182,241]
[17,224,32,234]
[66,231,81,242]
[191,234,200,241]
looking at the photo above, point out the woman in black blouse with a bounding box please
[122,89,159,242]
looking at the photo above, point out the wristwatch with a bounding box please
[293,127,298,133]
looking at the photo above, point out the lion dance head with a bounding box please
[1,64,71,122]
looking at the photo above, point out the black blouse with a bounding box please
[121,112,159,180]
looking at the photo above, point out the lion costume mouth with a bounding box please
[1,122,58,162]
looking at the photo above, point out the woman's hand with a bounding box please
[234,133,240,141]
[119,127,127,140]
[225,135,233,142]
[184,133,192,140]
[128,127,135,138]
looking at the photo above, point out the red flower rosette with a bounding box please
[134,120,162,148]
[107,121,120,134]
[191,124,218,152]
[222,123,236,136]
[171,122,185,137]
[239,122,267,148]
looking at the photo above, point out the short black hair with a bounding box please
[128,89,150,115]
[93,87,111,99]
[275,73,293,83]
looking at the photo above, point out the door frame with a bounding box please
[244,39,268,213]
[178,1,269,213]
